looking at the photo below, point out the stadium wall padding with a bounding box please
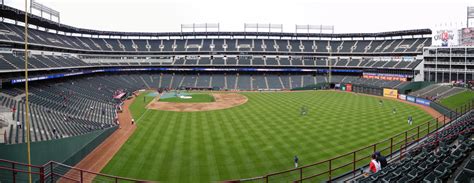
[352,85,383,96]
[0,126,117,166]
[429,102,456,117]
[291,83,329,90]
[401,94,454,117]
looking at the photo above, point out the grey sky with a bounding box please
[3,0,474,33]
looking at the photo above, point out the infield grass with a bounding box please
[439,90,474,111]
[159,93,215,103]
[101,91,433,182]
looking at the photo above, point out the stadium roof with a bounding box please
[0,5,432,38]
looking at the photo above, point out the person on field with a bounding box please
[132,118,135,125]
[408,116,413,125]
[379,99,383,106]
[375,151,387,169]
[392,108,396,114]
[294,155,299,168]
[369,154,381,173]
[117,120,121,129]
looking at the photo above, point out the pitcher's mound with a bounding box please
[147,93,248,112]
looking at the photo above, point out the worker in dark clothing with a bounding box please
[294,155,299,168]
[374,151,388,169]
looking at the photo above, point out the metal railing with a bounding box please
[0,159,45,183]
[0,159,152,183]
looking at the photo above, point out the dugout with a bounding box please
[182,86,213,91]
[352,85,383,96]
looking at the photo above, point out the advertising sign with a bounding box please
[407,96,416,103]
[363,73,411,81]
[432,29,459,47]
[461,27,474,46]
[398,94,407,101]
[346,83,352,92]
[383,88,398,99]
[415,98,431,106]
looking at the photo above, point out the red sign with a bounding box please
[346,84,352,92]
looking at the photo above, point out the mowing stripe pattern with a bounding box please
[101,91,432,183]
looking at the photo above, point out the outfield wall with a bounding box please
[0,127,116,166]
[396,94,456,117]
[352,85,383,96]
[291,83,329,90]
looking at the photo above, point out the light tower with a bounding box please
[328,46,332,84]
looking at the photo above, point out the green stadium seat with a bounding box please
[454,169,474,183]
[451,149,465,162]
[465,157,474,171]
[433,163,450,180]
[422,171,442,183]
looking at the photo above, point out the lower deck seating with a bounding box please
[355,111,473,183]
[409,84,467,101]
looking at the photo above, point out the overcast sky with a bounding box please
[3,0,474,33]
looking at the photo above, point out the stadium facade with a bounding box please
[0,5,432,86]
[423,46,474,83]
[0,4,468,145]
[0,4,473,183]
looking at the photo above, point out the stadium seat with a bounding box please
[454,169,474,183]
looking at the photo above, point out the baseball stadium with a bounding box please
[0,1,473,183]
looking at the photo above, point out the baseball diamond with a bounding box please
[100,91,435,182]
[0,1,473,183]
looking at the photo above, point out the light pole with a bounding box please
[328,46,332,84]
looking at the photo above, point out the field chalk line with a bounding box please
[135,93,156,123]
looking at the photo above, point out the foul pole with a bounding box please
[24,0,32,182]
[328,46,332,84]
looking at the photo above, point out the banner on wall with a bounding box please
[461,27,474,46]
[398,94,407,100]
[432,29,459,47]
[346,83,352,92]
[407,96,416,103]
[362,73,410,81]
[415,97,431,106]
[383,88,398,99]
[10,67,363,84]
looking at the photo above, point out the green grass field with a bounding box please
[101,91,433,182]
[439,90,474,111]
[159,93,215,103]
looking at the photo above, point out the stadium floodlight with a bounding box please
[244,23,283,33]
[30,0,60,23]
[180,23,220,34]
[295,24,334,34]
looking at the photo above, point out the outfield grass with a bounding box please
[159,93,215,103]
[101,91,433,182]
[439,90,474,111]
